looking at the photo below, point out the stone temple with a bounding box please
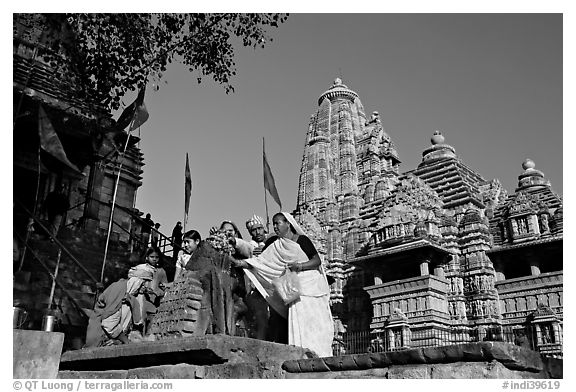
[292,78,563,357]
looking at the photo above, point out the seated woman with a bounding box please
[232,212,334,357]
[84,264,153,348]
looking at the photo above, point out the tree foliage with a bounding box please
[41,13,288,112]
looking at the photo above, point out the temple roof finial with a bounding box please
[420,130,456,164]
[431,130,445,145]
[517,158,549,190]
[522,158,536,171]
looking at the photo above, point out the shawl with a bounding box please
[84,279,142,348]
[243,212,330,319]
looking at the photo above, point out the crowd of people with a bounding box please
[85,211,334,357]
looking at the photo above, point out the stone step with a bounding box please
[59,335,314,376]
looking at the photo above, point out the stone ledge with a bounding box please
[282,342,545,374]
[284,361,550,379]
[60,335,314,372]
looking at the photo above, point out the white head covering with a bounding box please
[126,277,145,296]
[246,214,265,230]
[128,263,155,280]
[126,264,154,296]
[280,212,305,236]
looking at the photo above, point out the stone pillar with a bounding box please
[433,265,445,279]
[529,259,541,276]
[420,260,430,276]
[554,323,562,345]
[401,326,410,348]
[387,329,394,349]
[535,324,542,345]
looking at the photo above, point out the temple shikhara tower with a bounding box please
[292,78,563,356]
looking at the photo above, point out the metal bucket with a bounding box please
[13,307,26,329]
[41,314,57,332]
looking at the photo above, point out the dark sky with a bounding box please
[132,13,562,237]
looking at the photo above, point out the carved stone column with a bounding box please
[529,259,541,276]
[420,259,430,276]
[433,265,445,279]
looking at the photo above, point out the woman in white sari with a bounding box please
[233,212,334,357]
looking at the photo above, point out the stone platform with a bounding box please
[282,342,562,379]
[58,334,315,379]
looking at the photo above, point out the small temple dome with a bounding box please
[420,130,456,164]
[517,159,549,190]
[318,78,359,105]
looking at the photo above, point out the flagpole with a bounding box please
[263,137,271,233]
[100,126,133,283]
[18,143,42,272]
[183,153,187,232]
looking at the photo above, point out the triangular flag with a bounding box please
[115,86,149,132]
[38,105,82,174]
[184,153,192,222]
[263,140,282,208]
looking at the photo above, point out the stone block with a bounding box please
[480,342,543,372]
[281,360,301,373]
[430,360,541,379]
[421,345,450,363]
[368,352,393,367]
[351,353,373,369]
[58,370,128,379]
[388,364,431,379]
[388,348,427,365]
[285,368,390,379]
[296,357,330,372]
[460,343,485,361]
[322,354,360,371]
[60,335,311,373]
[542,356,562,379]
[127,364,201,379]
[14,330,64,379]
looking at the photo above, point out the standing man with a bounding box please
[244,215,270,340]
[140,213,154,249]
[171,221,183,262]
[245,215,268,255]
[44,184,69,240]
[151,223,161,248]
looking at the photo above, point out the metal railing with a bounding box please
[14,230,90,322]
[15,198,99,284]
[332,326,560,357]
[94,198,182,260]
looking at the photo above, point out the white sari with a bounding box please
[243,212,334,357]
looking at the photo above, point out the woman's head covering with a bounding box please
[126,264,154,296]
[126,277,145,296]
[128,263,154,280]
[280,212,305,236]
